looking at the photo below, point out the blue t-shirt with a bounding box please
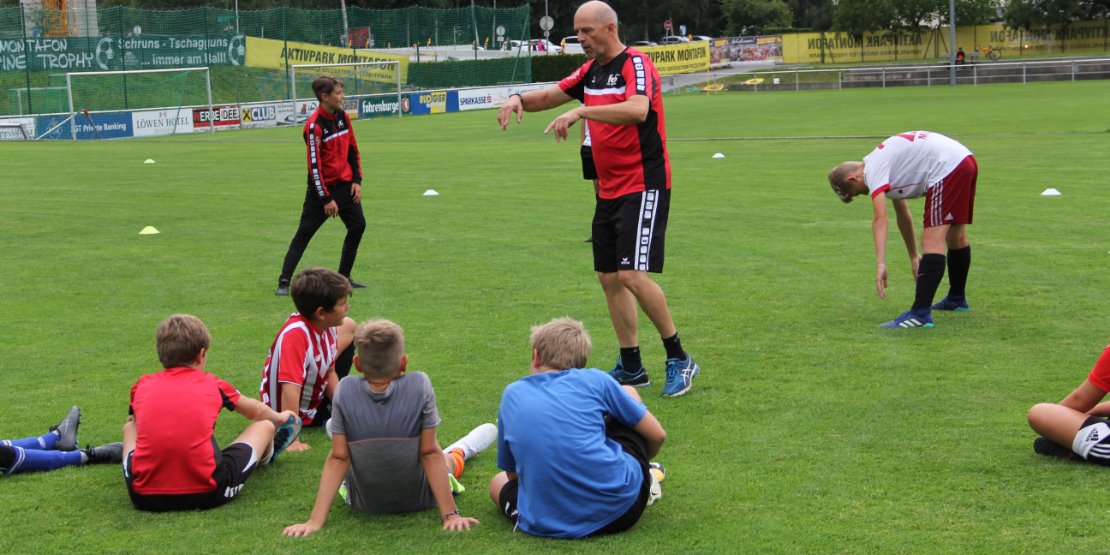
[496,368,648,538]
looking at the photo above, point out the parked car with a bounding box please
[657,35,692,44]
[506,39,561,54]
[560,35,584,54]
[691,35,714,42]
[631,40,658,47]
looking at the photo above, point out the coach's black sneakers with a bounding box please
[275,279,290,296]
[1033,437,1074,460]
[83,442,124,465]
[50,406,81,452]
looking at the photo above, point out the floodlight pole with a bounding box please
[339,0,350,45]
[234,0,240,34]
[948,0,956,85]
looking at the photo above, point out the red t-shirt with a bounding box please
[1086,345,1110,392]
[259,313,338,425]
[129,367,241,495]
[558,48,671,200]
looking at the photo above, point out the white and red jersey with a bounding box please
[1086,345,1110,392]
[863,131,973,200]
[559,47,670,199]
[259,313,338,425]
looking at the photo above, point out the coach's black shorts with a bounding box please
[580,146,598,181]
[125,442,258,512]
[497,420,652,536]
[592,189,670,273]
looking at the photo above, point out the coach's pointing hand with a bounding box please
[544,108,582,142]
[498,95,524,130]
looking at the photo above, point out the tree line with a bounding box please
[10,0,1109,41]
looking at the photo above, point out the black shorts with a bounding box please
[125,442,258,512]
[498,419,652,536]
[1075,415,1110,465]
[592,189,670,273]
[581,146,598,181]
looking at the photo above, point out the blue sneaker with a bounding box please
[268,415,302,463]
[931,295,970,312]
[662,356,700,397]
[879,308,934,329]
[609,356,651,387]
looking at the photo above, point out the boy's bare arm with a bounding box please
[283,435,352,538]
[234,396,297,427]
[280,383,311,451]
[418,427,479,531]
[632,410,666,460]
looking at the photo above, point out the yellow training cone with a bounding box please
[139,226,160,235]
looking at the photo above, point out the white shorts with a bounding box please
[1072,416,1110,464]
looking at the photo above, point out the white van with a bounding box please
[560,36,584,54]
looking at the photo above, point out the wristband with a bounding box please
[510,92,524,103]
[442,509,460,521]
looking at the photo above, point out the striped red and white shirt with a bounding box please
[259,313,338,425]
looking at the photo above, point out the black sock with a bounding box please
[946,245,971,300]
[334,342,354,381]
[912,253,946,311]
[620,346,642,371]
[661,333,686,360]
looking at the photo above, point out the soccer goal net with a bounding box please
[291,61,403,120]
[65,67,214,139]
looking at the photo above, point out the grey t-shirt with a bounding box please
[330,371,441,513]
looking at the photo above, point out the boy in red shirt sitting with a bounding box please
[123,314,301,512]
[1028,344,1110,463]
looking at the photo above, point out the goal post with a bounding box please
[65,67,215,140]
[291,61,402,119]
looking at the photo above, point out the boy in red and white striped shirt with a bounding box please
[261,267,356,452]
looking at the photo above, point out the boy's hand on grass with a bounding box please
[282,521,321,538]
[442,514,480,531]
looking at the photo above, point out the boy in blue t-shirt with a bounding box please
[488,317,667,539]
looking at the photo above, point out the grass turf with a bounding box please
[0,80,1108,553]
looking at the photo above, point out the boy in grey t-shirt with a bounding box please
[283,319,495,537]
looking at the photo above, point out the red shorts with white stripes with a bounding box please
[924,155,977,228]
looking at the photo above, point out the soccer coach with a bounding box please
[497,0,700,398]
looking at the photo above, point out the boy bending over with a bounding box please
[489,317,667,538]
[261,267,357,451]
[124,314,301,512]
[283,319,495,537]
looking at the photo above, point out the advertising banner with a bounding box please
[0,35,245,72]
[637,42,710,75]
[359,95,406,118]
[407,90,458,115]
[239,103,282,129]
[132,108,194,137]
[245,37,408,84]
[456,83,547,112]
[192,105,240,130]
[0,117,34,140]
[73,112,133,139]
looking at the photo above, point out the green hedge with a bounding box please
[531,54,588,82]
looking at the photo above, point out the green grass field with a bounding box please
[1,80,1108,553]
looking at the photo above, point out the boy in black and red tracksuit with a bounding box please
[277,76,368,296]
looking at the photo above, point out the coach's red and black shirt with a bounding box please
[304,106,362,203]
[558,47,671,200]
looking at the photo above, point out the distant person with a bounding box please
[124,314,302,512]
[1028,344,1110,463]
[1,407,122,476]
[276,75,368,296]
[828,131,977,329]
[955,47,966,65]
[489,317,667,538]
[283,319,495,537]
[497,0,701,397]
[261,268,357,452]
